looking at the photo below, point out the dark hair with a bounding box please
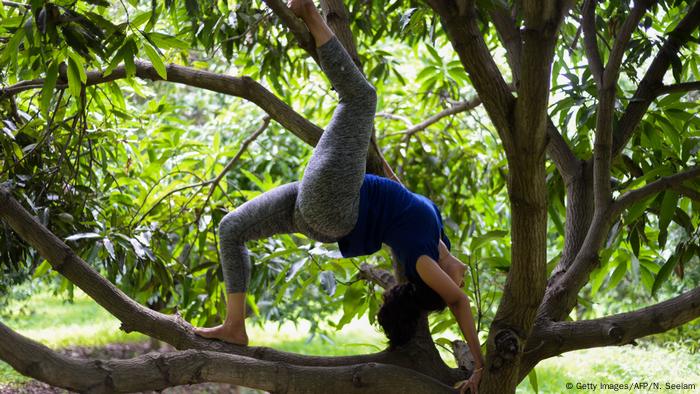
[377,280,447,348]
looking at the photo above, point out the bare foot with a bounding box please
[194,323,249,346]
[287,0,315,18]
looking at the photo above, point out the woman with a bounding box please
[194,0,484,391]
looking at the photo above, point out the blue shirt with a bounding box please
[338,174,451,285]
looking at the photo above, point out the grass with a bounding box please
[515,344,700,393]
[2,289,700,393]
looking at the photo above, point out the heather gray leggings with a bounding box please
[219,37,377,293]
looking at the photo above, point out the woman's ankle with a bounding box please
[223,319,246,329]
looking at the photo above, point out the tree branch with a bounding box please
[539,166,700,320]
[672,184,700,202]
[0,321,455,394]
[0,61,322,145]
[523,285,700,377]
[486,2,581,181]
[604,0,656,87]
[192,116,272,226]
[261,0,319,63]
[0,60,391,173]
[612,1,700,157]
[319,0,361,68]
[488,3,522,83]
[610,166,700,217]
[582,0,604,86]
[546,119,582,183]
[381,97,481,137]
[358,263,397,289]
[656,81,700,96]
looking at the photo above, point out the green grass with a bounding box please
[2,289,700,393]
[515,344,700,393]
[1,289,148,385]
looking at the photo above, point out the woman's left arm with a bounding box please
[416,256,484,367]
[449,294,484,369]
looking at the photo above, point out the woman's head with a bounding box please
[377,280,447,348]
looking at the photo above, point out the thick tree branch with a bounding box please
[612,1,700,157]
[487,2,581,181]
[582,0,604,85]
[489,3,522,83]
[522,286,700,377]
[0,321,455,394]
[319,0,361,68]
[477,0,573,391]
[610,166,700,217]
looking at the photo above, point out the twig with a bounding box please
[193,115,271,226]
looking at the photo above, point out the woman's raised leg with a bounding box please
[291,0,377,239]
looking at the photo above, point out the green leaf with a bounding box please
[40,60,59,118]
[434,337,453,348]
[470,230,508,251]
[425,44,442,65]
[629,226,640,257]
[123,39,137,77]
[528,368,539,394]
[67,56,83,98]
[103,238,116,259]
[143,41,167,79]
[607,260,628,290]
[430,316,456,334]
[67,50,87,83]
[147,32,188,50]
[246,294,260,317]
[658,191,678,248]
[33,260,52,278]
[652,254,679,296]
[0,28,25,65]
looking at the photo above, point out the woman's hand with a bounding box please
[453,367,483,394]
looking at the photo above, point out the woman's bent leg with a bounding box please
[296,36,377,239]
[195,182,301,345]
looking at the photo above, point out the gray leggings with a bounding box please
[219,37,377,293]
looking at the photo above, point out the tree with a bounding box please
[1,0,699,392]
